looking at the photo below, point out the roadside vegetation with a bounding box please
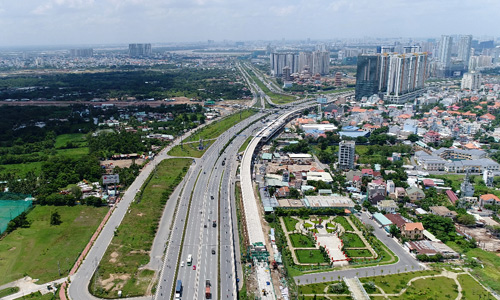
[89,158,191,298]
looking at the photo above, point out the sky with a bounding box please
[0,0,499,47]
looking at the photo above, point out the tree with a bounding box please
[289,188,301,199]
[50,211,62,226]
[389,224,401,238]
[407,134,419,142]
[457,214,476,226]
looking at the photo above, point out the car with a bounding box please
[193,265,196,270]
[204,224,207,228]
[212,249,216,254]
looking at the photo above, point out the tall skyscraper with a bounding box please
[355,54,380,100]
[270,53,298,77]
[458,35,473,69]
[355,52,428,103]
[461,72,481,90]
[129,43,152,57]
[338,140,355,170]
[437,35,453,68]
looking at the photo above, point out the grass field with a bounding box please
[13,291,57,300]
[168,141,213,158]
[283,217,299,232]
[342,232,365,248]
[0,205,108,285]
[55,133,87,148]
[289,233,315,248]
[238,136,253,153]
[56,147,89,157]
[459,274,496,300]
[187,109,257,142]
[246,68,296,104]
[447,242,500,294]
[345,249,372,258]
[334,216,354,231]
[359,270,440,294]
[391,276,457,300]
[90,158,191,298]
[0,161,43,177]
[295,249,328,264]
[0,287,19,297]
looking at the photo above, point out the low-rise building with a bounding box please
[429,206,458,219]
[406,187,425,202]
[306,171,333,183]
[479,194,500,206]
[402,222,424,240]
[377,200,398,213]
[304,195,355,211]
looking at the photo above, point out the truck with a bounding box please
[205,280,211,299]
[175,280,182,299]
[212,220,217,227]
[186,254,192,266]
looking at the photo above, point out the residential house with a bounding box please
[429,206,458,219]
[275,186,290,198]
[368,182,386,204]
[377,200,398,213]
[402,222,425,240]
[479,194,500,207]
[385,213,406,229]
[406,187,425,202]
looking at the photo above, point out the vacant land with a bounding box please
[0,287,19,297]
[459,274,495,300]
[55,133,87,149]
[167,140,213,158]
[90,158,190,298]
[0,205,107,285]
[295,249,328,264]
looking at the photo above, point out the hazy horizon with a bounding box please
[0,0,499,47]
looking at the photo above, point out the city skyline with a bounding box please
[0,0,500,47]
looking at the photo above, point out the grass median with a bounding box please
[0,205,108,285]
[168,109,257,157]
[89,158,191,298]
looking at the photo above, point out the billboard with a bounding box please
[102,174,120,184]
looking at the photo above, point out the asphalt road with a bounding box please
[155,112,269,300]
[295,211,424,285]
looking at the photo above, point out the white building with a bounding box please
[461,72,482,90]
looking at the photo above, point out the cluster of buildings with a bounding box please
[270,50,330,77]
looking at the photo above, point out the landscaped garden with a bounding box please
[289,233,315,248]
[295,249,329,264]
[334,216,354,231]
[342,232,365,248]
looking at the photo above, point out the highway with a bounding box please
[155,112,273,300]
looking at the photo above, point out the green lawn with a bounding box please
[13,291,57,300]
[0,287,19,297]
[186,109,257,142]
[390,276,458,300]
[238,136,253,153]
[334,216,354,231]
[0,161,43,177]
[168,141,213,158]
[56,147,89,157]
[447,242,500,294]
[90,158,191,298]
[299,282,331,294]
[345,249,372,258]
[283,217,299,232]
[459,274,496,300]
[0,205,108,285]
[289,233,315,248]
[295,249,328,264]
[342,232,365,248]
[359,270,440,294]
[55,133,87,148]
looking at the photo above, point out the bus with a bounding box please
[186,254,192,266]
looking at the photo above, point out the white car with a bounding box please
[181,261,184,267]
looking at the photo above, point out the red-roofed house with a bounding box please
[480,113,496,122]
[385,213,406,229]
[446,190,459,204]
[362,169,374,177]
[275,186,290,198]
[422,179,436,188]
[480,194,500,206]
[402,222,424,240]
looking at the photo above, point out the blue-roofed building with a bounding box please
[373,212,392,228]
[262,153,273,160]
[342,126,360,131]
